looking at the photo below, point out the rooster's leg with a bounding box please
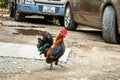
[55,59,64,68]
[50,63,53,70]
[55,60,58,65]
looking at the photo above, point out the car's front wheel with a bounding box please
[13,5,25,21]
[9,3,14,17]
[64,5,77,31]
[102,6,119,43]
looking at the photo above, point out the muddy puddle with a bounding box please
[14,29,43,36]
[8,25,45,28]
[13,29,55,37]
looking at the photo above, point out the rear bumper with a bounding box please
[17,3,65,16]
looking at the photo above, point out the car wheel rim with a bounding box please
[64,7,71,28]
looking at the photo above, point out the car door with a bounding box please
[73,0,102,28]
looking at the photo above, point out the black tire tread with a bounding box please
[64,5,77,31]
[102,6,118,43]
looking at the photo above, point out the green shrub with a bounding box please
[0,0,5,7]
[53,18,60,26]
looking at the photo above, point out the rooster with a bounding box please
[37,29,67,69]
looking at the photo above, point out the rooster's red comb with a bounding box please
[60,29,68,38]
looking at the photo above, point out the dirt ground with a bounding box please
[0,8,120,80]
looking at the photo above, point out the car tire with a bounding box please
[64,5,77,31]
[9,4,14,17]
[13,5,25,21]
[102,6,118,43]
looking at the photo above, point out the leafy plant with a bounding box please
[0,0,5,6]
[53,18,60,26]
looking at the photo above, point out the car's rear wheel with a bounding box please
[102,6,119,43]
[64,5,77,31]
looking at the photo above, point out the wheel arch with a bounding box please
[64,1,76,24]
[64,2,77,31]
[64,0,74,14]
[64,1,70,12]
